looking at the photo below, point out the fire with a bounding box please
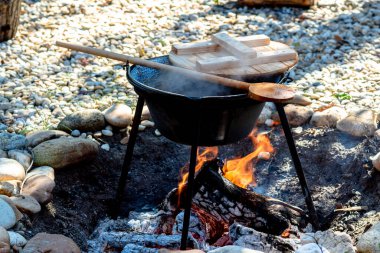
[178,147,218,200]
[177,130,274,202]
[222,130,274,188]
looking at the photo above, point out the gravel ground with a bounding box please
[0,0,379,133]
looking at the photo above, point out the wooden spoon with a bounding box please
[55,41,295,103]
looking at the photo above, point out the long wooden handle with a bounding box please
[56,41,252,91]
[55,41,295,102]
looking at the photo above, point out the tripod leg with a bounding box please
[275,103,320,230]
[112,96,145,218]
[180,145,198,250]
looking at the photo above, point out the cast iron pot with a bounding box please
[127,56,286,147]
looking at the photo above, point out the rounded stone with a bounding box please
[21,175,55,205]
[8,231,27,247]
[356,222,380,253]
[0,158,26,182]
[0,195,22,229]
[71,130,80,137]
[57,109,105,132]
[32,138,99,169]
[10,195,41,214]
[26,130,69,148]
[310,106,348,128]
[23,233,81,253]
[7,150,32,170]
[103,104,133,128]
[0,226,10,253]
[25,166,55,181]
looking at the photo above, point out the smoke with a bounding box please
[152,70,245,98]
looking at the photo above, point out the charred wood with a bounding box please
[163,159,306,236]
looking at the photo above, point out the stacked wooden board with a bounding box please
[169,32,298,78]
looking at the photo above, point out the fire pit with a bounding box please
[114,56,320,250]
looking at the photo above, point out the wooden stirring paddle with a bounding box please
[55,41,295,103]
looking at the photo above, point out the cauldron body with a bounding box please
[127,56,285,146]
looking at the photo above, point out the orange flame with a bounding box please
[222,130,274,188]
[178,147,218,201]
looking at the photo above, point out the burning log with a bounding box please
[163,159,306,238]
[88,231,197,252]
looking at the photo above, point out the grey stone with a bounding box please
[357,221,380,253]
[32,137,99,169]
[57,109,105,132]
[337,109,378,137]
[26,130,69,148]
[0,133,26,151]
[300,230,355,253]
[310,107,348,127]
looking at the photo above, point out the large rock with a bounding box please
[273,104,313,127]
[0,133,26,151]
[21,175,55,205]
[310,107,348,128]
[208,246,264,253]
[10,195,41,214]
[7,150,32,170]
[0,195,22,229]
[32,138,99,169]
[370,152,380,171]
[23,233,81,253]
[0,226,10,253]
[300,230,355,253]
[357,221,380,253]
[26,130,69,148]
[104,104,133,128]
[25,166,55,181]
[0,158,25,181]
[296,243,329,253]
[57,109,105,132]
[337,109,378,137]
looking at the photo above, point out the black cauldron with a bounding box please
[127,56,286,146]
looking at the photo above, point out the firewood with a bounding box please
[162,159,306,236]
[0,0,22,42]
[238,0,318,7]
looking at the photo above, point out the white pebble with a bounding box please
[154,129,161,136]
[138,125,146,131]
[71,129,80,137]
[101,144,110,151]
[101,129,113,136]
[292,127,303,134]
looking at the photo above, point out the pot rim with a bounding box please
[127,56,286,102]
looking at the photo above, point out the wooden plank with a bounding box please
[172,41,218,55]
[237,34,270,47]
[168,54,195,69]
[196,48,297,72]
[172,35,270,55]
[211,32,257,59]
